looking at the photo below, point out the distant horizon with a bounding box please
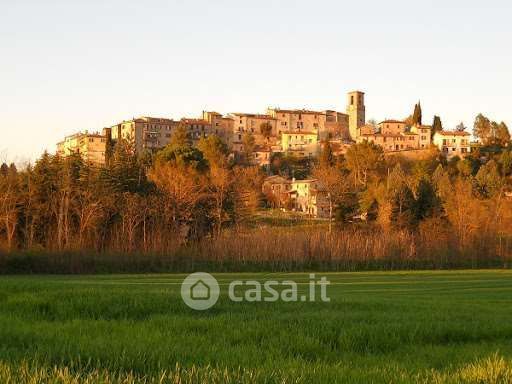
[2,0,511,164]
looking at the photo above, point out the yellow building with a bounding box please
[281,131,320,157]
[433,131,471,157]
[410,124,432,149]
[289,179,330,218]
[57,132,107,166]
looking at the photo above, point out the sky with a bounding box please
[1,0,511,164]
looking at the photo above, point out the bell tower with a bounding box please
[346,91,365,140]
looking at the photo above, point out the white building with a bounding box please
[433,131,471,158]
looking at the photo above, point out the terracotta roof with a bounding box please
[281,131,317,135]
[270,108,323,115]
[379,120,405,124]
[361,133,403,138]
[138,117,176,123]
[436,130,470,136]
[254,145,272,152]
[231,113,276,120]
[181,118,210,125]
[292,179,317,184]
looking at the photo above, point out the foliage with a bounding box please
[412,101,422,126]
[432,115,443,137]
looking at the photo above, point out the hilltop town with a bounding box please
[57,90,472,168]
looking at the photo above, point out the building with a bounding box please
[379,120,406,135]
[281,131,320,157]
[109,117,178,154]
[289,179,329,218]
[410,125,432,149]
[201,111,234,145]
[262,175,292,208]
[324,110,350,140]
[228,113,277,151]
[346,91,366,140]
[267,108,325,136]
[267,108,349,140]
[433,131,471,157]
[251,145,273,167]
[179,118,213,144]
[57,131,107,165]
[356,121,432,152]
[262,176,329,218]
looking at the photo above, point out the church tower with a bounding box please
[346,91,365,141]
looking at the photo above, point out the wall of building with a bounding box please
[346,91,365,141]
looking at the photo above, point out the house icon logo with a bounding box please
[181,272,220,310]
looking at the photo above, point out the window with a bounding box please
[351,96,354,105]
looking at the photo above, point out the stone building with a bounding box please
[267,108,348,140]
[201,111,234,145]
[57,132,107,165]
[179,118,213,144]
[109,117,178,154]
[346,91,366,140]
[228,113,278,151]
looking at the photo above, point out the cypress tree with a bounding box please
[412,102,422,126]
[432,116,443,137]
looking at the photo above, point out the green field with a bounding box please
[1,271,512,383]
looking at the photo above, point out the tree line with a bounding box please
[0,114,511,258]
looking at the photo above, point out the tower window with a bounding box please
[351,96,354,105]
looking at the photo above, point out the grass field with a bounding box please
[1,270,512,383]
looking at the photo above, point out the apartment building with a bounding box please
[201,111,234,145]
[433,131,471,157]
[228,113,278,151]
[180,118,213,143]
[267,108,325,135]
[109,117,178,153]
[267,108,349,140]
[57,132,107,165]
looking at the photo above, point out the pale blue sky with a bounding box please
[1,0,511,163]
